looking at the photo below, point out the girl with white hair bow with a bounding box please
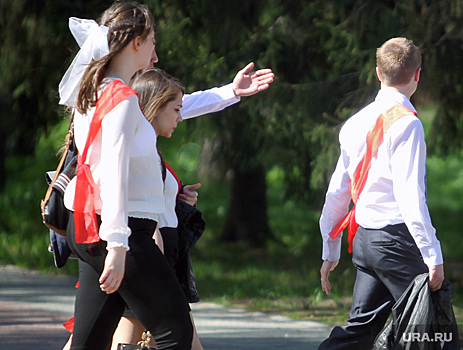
[61,2,193,349]
[58,2,274,349]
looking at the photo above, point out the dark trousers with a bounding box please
[160,227,179,268]
[319,223,429,350]
[67,214,193,350]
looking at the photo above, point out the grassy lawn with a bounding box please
[190,240,463,341]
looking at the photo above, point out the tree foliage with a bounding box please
[0,0,112,189]
[2,0,463,245]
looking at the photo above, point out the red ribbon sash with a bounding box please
[329,104,417,253]
[73,80,137,244]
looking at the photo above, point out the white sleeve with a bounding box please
[98,96,139,250]
[390,118,443,267]
[319,149,352,261]
[181,83,240,120]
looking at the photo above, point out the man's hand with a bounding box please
[232,62,274,97]
[320,260,339,295]
[178,183,201,206]
[428,264,444,291]
[99,246,127,294]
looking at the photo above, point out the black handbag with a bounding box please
[41,115,77,237]
[117,330,157,350]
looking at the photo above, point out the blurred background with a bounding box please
[1,0,463,330]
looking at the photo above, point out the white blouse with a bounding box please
[158,169,180,229]
[320,88,443,267]
[182,83,239,120]
[64,79,164,250]
[64,80,240,250]
[157,83,240,229]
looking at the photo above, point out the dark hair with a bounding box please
[77,2,156,113]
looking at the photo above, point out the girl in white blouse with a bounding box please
[63,3,193,349]
[110,66,274,349]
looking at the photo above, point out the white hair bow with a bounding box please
[58,17,109,107]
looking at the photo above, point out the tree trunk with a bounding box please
[221,163,272,247]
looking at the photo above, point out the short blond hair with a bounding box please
[376,37,421,86]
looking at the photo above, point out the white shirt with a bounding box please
[319,88,443,267]
[158,168,180,229]
[182,83,240,120]
[64,80,239,250]
[64,78,164,250]
[157,83,240,228]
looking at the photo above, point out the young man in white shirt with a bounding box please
[318,37,445,349]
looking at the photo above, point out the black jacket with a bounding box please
[175,199,205,303]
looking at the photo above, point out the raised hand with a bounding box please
[232,62,274,97]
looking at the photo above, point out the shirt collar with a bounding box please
[375,88,417,114]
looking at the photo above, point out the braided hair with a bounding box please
[77,2,156,114]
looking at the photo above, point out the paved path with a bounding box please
[0,265,332,349]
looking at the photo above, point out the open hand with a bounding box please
[232,62,274,97]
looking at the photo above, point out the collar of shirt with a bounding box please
[375,88,417,115]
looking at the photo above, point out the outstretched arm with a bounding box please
[232,62,274,97]
[181,62,274,119]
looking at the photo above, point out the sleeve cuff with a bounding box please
[222,83,241,102]
[420,240,444,266]
[322,237,342,261]
[99,227,131,251]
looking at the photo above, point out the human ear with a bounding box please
[414,67,421,82]
[376,67,382,82]
[133,36,143,51]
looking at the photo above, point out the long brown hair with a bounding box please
[132,68,185,122]
[132,68,185,181]
[76,2,156,114]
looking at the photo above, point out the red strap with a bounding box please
[329,104,416,253]
[73,80,137,244]
[164,160,182,196]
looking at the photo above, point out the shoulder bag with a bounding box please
[41,113,77,237]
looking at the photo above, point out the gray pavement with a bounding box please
[0,265,332,349]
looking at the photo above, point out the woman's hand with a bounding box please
[232,62,274,97]
[178,183,201,206]
[99,246,127,294]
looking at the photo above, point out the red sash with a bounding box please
[73,80,137,244]
[328,103,417,253]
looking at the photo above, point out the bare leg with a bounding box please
[111,317,157,350]
[62,334,72,350]
[190,312,204,350]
